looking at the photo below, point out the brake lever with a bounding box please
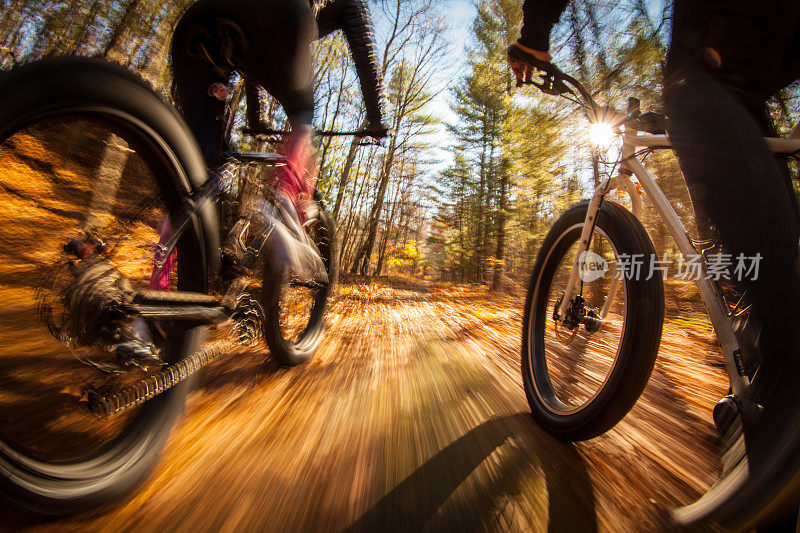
[508,45,574,97]
[530,76,572,96]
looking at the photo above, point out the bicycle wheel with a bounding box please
[522,200,664,441]
[262,207,338,366]
[0,57,214,515]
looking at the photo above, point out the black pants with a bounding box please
[664,0,800,371]
[171,0,316,161]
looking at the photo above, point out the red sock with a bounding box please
[149,218,176,290]
[274,131,316,222]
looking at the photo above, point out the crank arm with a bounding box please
[129,290,228,323]
[289,279,327,290]
[134,289,220,306]
[129,304,227,322]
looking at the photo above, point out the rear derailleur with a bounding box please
[38,233,164,373]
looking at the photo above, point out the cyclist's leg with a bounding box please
[232,0,324,281]
[234,0,318,215]
[665,66,800,375]
[166,4,233,285]
[668,0,800,241]
[665,0,800,378]
[688,98,799,241]
[665,0,800,523]
[172,0,325,283]
[171,0,316,166]
[171,3,232,163]
[171,0,316,222]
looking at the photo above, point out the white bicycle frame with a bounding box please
[558,120,800,397]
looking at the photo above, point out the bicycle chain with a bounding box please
[88,339,235,417]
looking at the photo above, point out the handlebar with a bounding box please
[241,126,389,143]
[508,46,670,135]
[508,45,645,131]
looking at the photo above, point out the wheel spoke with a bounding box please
[536,226,626,413]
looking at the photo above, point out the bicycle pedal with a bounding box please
[713,396,748,477]
[713,395,739,433]
[714,394,763,433]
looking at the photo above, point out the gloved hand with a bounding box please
[507,41,552,87]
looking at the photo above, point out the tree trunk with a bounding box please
[350,134,397,276]
[492,167,508,290]
[70,1,102,54]
[374,175,402,276]
[482,137,496,284]
[332,136,362,220]
[473,139,487,282]
[339,149,372,269]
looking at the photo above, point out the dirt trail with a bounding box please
[2,278,728,532]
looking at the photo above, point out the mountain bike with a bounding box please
[509,45,800,530]
[0,56,376,514]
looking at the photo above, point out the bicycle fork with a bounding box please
[558,144,750,397]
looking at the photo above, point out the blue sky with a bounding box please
[428,0,477,126]
[423,0,477,172]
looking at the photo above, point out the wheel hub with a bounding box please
[553,294,603,336]
[36,237,163,371]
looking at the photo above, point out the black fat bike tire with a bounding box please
[521,200,664,441]
[0,57,216,515]
[262,207,339,366]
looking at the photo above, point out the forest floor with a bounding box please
[2,275,730,532]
